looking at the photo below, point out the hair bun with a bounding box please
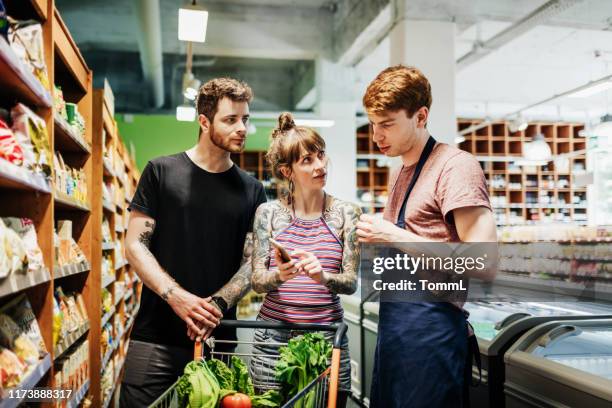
[278,112,295,132]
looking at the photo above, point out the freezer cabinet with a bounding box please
[464,301,612,408]
[504,318,612,408]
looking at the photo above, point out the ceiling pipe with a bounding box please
[458,74,612,136]
[133,0,165,108]
[457,0,584,71]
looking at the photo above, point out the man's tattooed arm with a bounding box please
[212,232,255,309]
[321,201,361,294]
[251,202,292,293]
[126,212,177,298]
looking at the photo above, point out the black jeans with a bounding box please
[119,340,192,408]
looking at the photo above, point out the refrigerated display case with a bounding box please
[504,318,612,407]
[465,300,612,408]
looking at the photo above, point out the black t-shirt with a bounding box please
[128,152,267,349]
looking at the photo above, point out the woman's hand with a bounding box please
[294,249,323,283]
[275,249,300,282]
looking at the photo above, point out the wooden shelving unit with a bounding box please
[0,1,141,406]
[230,150,279,199]
[457,119,588,226]
[92,87,142,407]
[355,124,390,214]
[353,120,589,222]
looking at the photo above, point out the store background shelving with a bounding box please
[355,120,589,223]
[230,150,279,200]
[0,1,141,406]
[457,119,588,226]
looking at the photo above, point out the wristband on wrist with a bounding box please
[211,296,228,313]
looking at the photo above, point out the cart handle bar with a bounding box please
[217,320,348,348]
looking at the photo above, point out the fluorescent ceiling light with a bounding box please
[568,81,612,98]
[294,119,335,128]
[508,116,528,132]
[176,105,196,121]
[178,6,208,43]
[182,72,201,101]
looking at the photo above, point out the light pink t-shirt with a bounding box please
[384,143,491,242]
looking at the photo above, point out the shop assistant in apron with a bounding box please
[369,136,472,408]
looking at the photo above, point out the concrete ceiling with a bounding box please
[55,0,612,123]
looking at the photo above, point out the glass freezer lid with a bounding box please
[465,301,612,341]
[532,325,612,380]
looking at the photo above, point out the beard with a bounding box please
[209,124,245,154]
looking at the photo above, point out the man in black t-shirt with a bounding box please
[119,78,267,407]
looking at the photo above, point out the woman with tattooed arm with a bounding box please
[249,112,361,408]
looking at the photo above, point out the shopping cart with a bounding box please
[149,319,347,408]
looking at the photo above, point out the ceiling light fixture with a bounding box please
[294,119,335,128]
[568,80,612,98]
[176,104,196,122]
[508,115,528,133]
[178,1,208,43]
[516,133,552,166]
[182,71,201,101]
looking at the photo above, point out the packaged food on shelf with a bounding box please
[0,218,28,278]
[65,102,86,139]
[54,220,87,267]
[1,217,44,274]
[100,359,114,403]
[101,288,112,315]
[101,255,114,284]
[54,339,89,406]
[54,287,88,348]
[54,151,88,204]
[11,103,52,178]
[102,218,112,243]
[0,346,27,388]
[53,85,68,120]
[0,294,48,384]
[0,117,24,165]
[7,18,49,89]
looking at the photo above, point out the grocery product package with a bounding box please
[11,103,52,178]
[0,218,29,277]
[7,18,50,90]
[2,217,44,272]
[0,294,47,360]
[0,118,24,165]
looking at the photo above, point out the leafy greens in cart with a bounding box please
[275,333,332,408]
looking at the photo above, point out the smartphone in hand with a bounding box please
[269,238,292,263]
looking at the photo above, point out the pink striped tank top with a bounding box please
[257,215,344,323]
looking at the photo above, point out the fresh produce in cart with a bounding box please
[275,333,332,408]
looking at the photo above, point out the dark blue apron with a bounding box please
[369,136,478,408]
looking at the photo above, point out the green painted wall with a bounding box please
[116,114,273,171]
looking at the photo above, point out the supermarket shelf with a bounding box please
[0,354,52,408]
[54,114,91,154]
[114,292,123,307]
[496,273,612,302]
[101,306,116,327]
[124,289,133,301]
[54,321,90,360]
[102,242,114,251]
[102,357,124,408]
[100,339,120,374]
[103,159,115,177]
[0,158,51,193]
[54,260,90,279]
[358,200,386,208]
[114,222,123,233]
[0,268,51,299]
[115,259,128,270]
[103,200,115,213]
[66,379,90,408]
[54,190,90,212]
[102,274,115,288]
[0,36,52,108]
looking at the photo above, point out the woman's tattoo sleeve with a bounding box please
[251,204,283,293]
[322,203,361,295]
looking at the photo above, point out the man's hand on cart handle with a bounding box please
[187,322,214,342]
[166,286,223,336]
